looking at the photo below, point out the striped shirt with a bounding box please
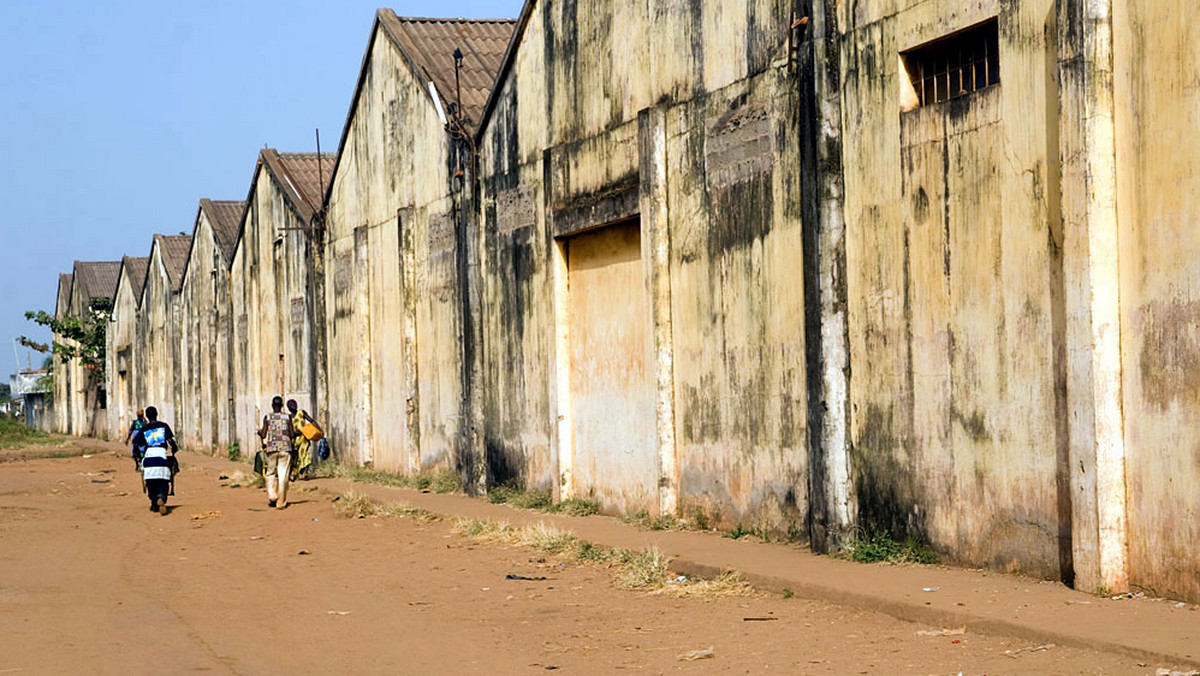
[142,447,173,481]
[136,421,176,481]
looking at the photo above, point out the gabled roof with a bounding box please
[323,10,516,207]
[55,273,73,320]
[70,260,122,313]
[151,234,193,294]
[262,151,331,223]
[180,199,247,291]
[229,150,333,261]
[379,12,516,131]
[477,0,537,142]
[121,256,150,300]
[201,199,246,263]
[112,255,149,318]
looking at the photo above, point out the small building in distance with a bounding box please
[10,370,52,431]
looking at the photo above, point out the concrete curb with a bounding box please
[180,450,1200,670]
[668,558,1198,669]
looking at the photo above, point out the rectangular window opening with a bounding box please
[901,17,999,109]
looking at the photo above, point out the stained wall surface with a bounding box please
[230,153,327,457]
[838,0,1071,579]
[1113,0,1200,601]
[106,257,149,441]
[137,237,191,429]
[53,273,73,435]
[178,204,241,454]
[324,21,469,476]
[479,0,809,528]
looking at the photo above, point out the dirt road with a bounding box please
[0,442,1178,674]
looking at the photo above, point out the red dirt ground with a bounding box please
[0,442,1183,675]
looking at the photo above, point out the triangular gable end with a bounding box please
[322,10,517,208]
[476,0,537,144]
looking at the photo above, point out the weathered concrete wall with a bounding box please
[230,155,323,459]
[839,1,1071,579]
[178,209,236,454]
[106,263,144,441]
[324,28,462,477]
[66,268,114,439]
[478,0,809,528]
[138,243,181,428]
[52,274,73,435]
[1112,0,1200,602]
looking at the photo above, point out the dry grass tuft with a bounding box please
[615,547,670,590]
[448,517,760,599]
[651,570,761,599]
[333,491,437,521]
[310,463,460,494]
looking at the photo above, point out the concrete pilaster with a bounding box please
[1058,0,1129,594]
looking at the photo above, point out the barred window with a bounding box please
[901,18,999,108]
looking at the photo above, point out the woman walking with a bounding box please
[286,399,321,479]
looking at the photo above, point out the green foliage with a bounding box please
[23,297,113,377]
[0,383,11,404]
[725,523,752,540]
[841,526,939,565]
[227,443,241,462]
[552,497,601,517]
[489,485,552,509]
[0,418,59,449]
[488,484,601,516]
[622,509,688,532]
[428,472,460,494]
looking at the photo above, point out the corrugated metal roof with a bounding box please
[200,199,246,263]
[122,256,150,299]
[73,260,122,306]
[378,11,517,132]
[155,234,193,293]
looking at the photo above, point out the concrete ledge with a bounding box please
[181,451,1200,669]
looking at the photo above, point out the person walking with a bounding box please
[257,395,295,509]
[134,406,178,514]
[286,399,322,480]
[124,409,147,470]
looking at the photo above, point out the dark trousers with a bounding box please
[146,479,170,510]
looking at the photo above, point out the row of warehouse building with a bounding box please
[44,1,1200,602]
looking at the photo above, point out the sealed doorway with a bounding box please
[565,218,655,513]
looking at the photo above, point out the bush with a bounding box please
[842,527,938,565]
[0,418,58,450]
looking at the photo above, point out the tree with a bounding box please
[22,296,113,378]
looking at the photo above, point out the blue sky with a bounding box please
[0,0,523,376]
